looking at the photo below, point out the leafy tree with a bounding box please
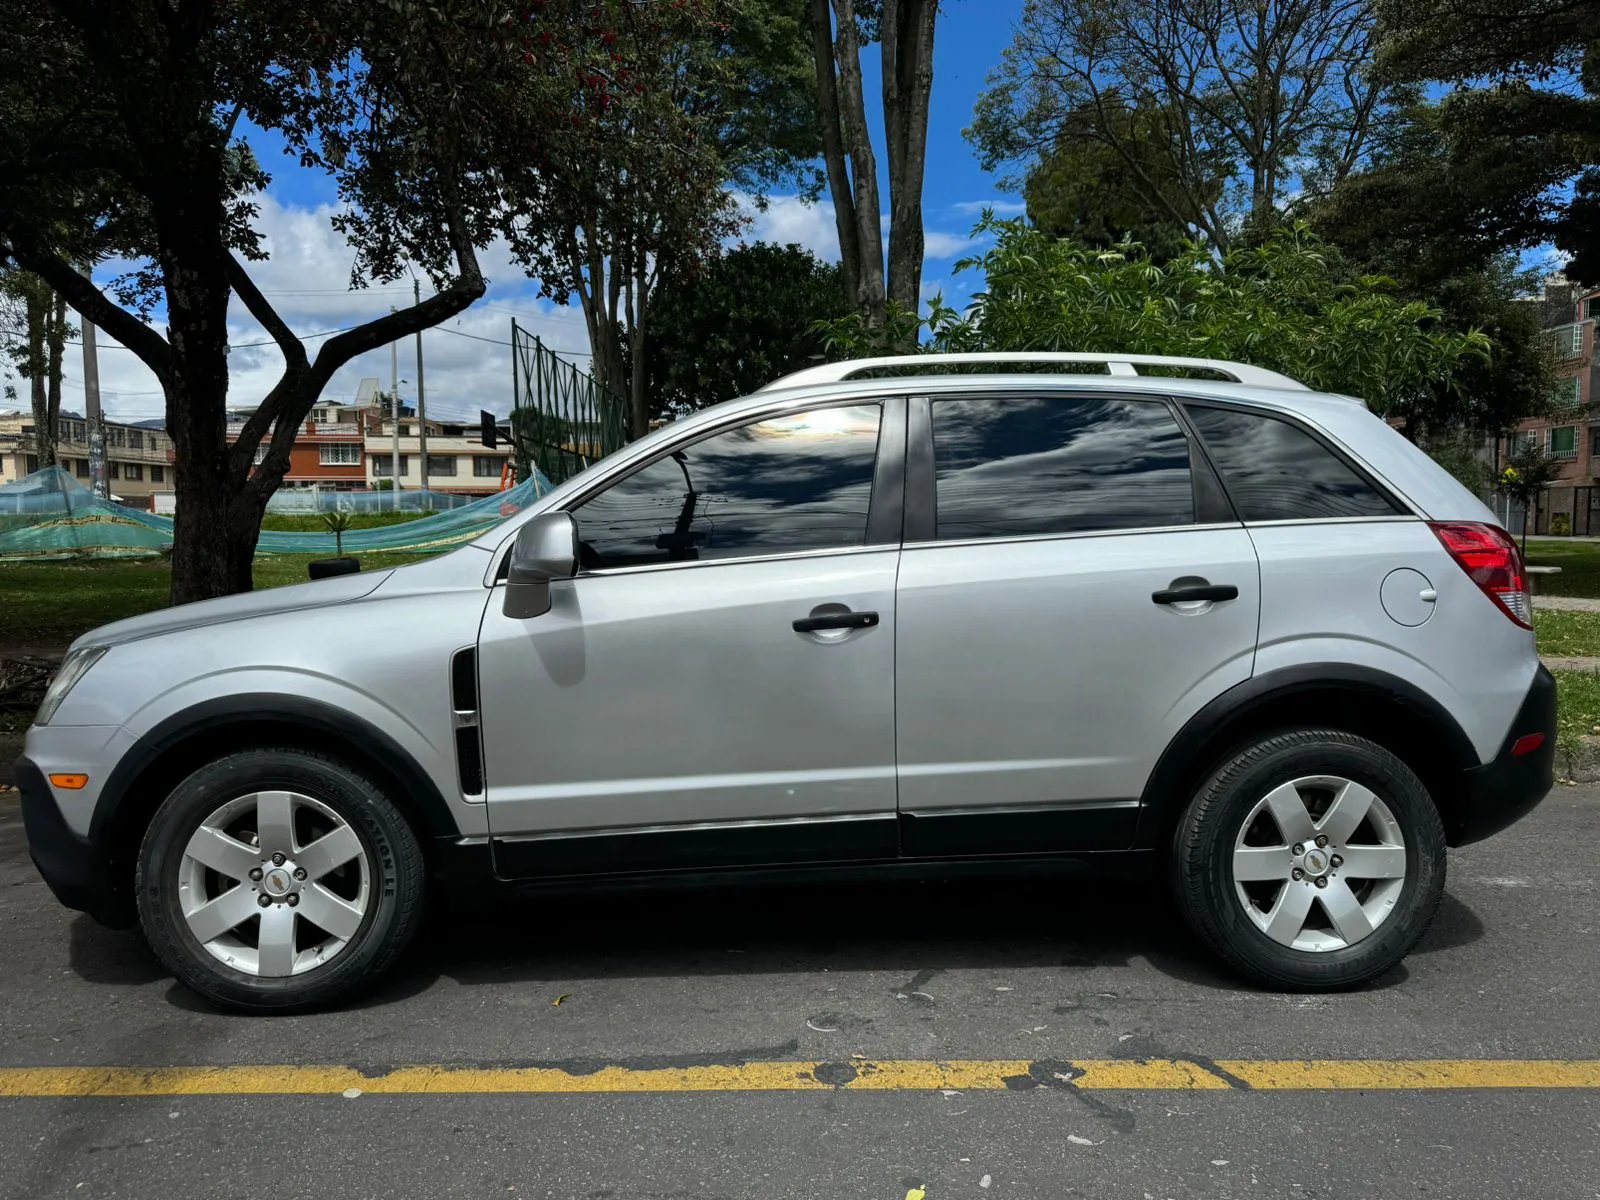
[510,0,818,440]
[1496,443,1564,551]
[628,242,849,419]
[1021,101,1214,263]
[817,218,1491,418]
[1374,0,1600,282]
[1310,97,1557,437]
[0,268,72,467]
[969,0,1393,251]
[808,0,938,332]
[0,0,623,602]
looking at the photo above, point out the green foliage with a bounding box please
[816,218,1491,415]
[319,509,355,557]
[1374,0,1600,283]
[968,0,1393,251]
[1426,428,1494,496]
[630,243,850,417]
[1496,444,1563,504]
[1020,104,1211,264]
[1551,512,1573,537]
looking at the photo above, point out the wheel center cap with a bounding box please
[262,866,295,896]
[1302,848,1331,877]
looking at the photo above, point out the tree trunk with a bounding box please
[46,292,66,455]
[628,258,650,440]
[808,0,864,310]
[23,279,56,468]
[159,201,245,604]
[882,0,936,342]
[831,0,886,327]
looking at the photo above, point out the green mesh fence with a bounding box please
[0,467,548,560]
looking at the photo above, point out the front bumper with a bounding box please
[1452,665,1556,846]
[14,754,129,927]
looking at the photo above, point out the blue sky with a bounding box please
[70,2,1028,425]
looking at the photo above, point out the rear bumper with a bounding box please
[14,754,128,927]
[1451,665,1556,846]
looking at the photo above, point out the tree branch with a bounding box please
[226,253,308,371]
[5,235,173,384]
[305,211,486,397]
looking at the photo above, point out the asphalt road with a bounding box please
[1,787,1598,1199]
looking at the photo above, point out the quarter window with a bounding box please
[1185,405,1400,521]
[572,405,882,570]
[929,395,1194,540]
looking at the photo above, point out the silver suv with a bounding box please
[17,353,1555,1011]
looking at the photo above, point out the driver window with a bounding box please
[570,404,882,570]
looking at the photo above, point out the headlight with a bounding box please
[35,646,108,726]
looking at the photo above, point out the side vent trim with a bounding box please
[449,647,485,800]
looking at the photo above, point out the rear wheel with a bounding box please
[136,748,426,1012]
[1172,729,1446,990]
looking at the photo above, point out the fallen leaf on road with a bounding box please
[979,1174,992,1189]
[552,993,571,1007]
[905,1189,926,1200]
[1067,1135,1099,1146]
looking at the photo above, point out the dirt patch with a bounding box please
[0,654,57,786]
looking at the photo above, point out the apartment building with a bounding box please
[1502,278,1600,533]
[365,416,513,495]
[228,398,370,491]
[0,409,175,503]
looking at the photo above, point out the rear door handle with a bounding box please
[1151,583,1238,605]
[793,610,879,633]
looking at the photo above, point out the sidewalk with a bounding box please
[1534,594,1600,612]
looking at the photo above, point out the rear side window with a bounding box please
[930,395,1194,540]
[572,404,881,569]
[1185,405,1401,521]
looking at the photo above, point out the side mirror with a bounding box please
[503,511,578,619]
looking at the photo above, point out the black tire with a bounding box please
[1171,729,1446,991]
[136,747,427,1013]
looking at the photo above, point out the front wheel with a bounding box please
[1172,729,1446,991]
[137,747,427,1013]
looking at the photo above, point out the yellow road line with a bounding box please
[3,1059,1600,1097]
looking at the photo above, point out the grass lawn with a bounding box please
[0,551,432,651]
[1552,668,1600,758]
[1522,537,1600,598]
[259,511,430,532]
[1533,609,1600,657]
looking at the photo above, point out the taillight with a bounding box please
[1429,522,1532,629]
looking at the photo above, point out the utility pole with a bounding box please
[414,279,428,500]
[78,264,108,500]
[390,307,401,512]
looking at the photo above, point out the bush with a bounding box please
[1551,513,1573,536]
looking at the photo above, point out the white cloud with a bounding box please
[923,230,979,260]
[952,199,1027,217]
[736,194,841,262]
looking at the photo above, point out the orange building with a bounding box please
[229,399,371,492]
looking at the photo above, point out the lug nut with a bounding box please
[1331,855,1343,868]
[1292,868,1304,880]
[1315,835,1329,848]
[1315,876,1328,889]
[248,867,263,882]
[1292,843,1305,856]
[286,893,300,907]
[271,852,286,866]
[257,894,272,908]
[293,867,307,881]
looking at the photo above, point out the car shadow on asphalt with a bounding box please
[66,876,1486,1014]
[349,877,1485,1012]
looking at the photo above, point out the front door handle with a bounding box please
[793,610,880,633]
[1152,583,1238,605]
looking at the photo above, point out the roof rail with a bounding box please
[761,352,1308,392]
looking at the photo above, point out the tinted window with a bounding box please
[1185,405,1399,521]
[930,396,1194,539]
[573,405,881,569]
